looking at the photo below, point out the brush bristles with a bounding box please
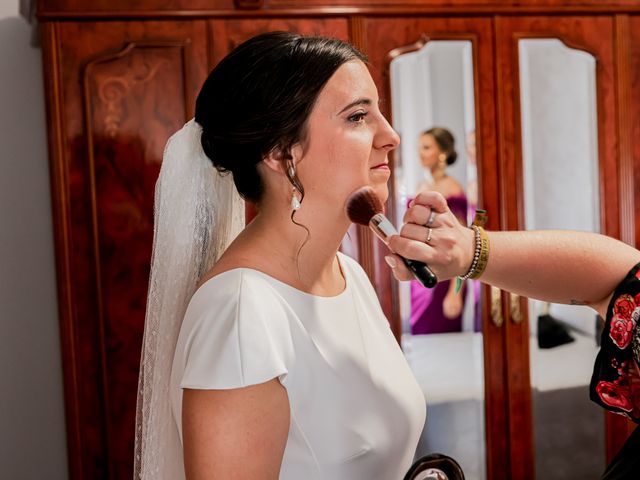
[346,186,384,226]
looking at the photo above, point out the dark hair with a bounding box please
[423,127,457,166]
[195,31,367,204]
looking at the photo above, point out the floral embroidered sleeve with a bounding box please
[589,262,640,423]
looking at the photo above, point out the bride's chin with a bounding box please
[372,184,389,204]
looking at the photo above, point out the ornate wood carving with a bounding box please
[97,54,170,138]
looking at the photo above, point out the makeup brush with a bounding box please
[346,186,438,288]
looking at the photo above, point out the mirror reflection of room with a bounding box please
[390,39,486,480]
[519,38,605,479]
[391,40,480,337]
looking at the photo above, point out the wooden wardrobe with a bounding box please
[36,0,640,478]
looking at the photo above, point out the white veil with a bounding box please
[133,119,245,479]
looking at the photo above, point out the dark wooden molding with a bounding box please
[35,4,640,21]
[40,21,83,480]
[234,0,263,9]
[614,14,635,248]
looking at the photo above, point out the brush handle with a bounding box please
[367,214,438,288]
[401,256,438,288]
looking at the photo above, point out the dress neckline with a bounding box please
[193,252,351,301]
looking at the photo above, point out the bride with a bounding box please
[135,31,428,479]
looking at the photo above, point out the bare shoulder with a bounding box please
[196,244,258,290]
[434,177,465,197]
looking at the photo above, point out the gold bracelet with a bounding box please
[455,210,489,292]
[469,226,489,280]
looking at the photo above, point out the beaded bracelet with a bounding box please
[460,225,482,280]
[455,225,490,292]
[470,226,490,280]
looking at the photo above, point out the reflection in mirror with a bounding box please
[390,40,485,480]
[519,39,604,479]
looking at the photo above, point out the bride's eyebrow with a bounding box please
[337,98,372,114]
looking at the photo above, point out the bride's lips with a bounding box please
[370,162,390,170]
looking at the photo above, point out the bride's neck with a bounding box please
[238,204,349,294]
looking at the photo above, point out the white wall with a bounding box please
[0,1,69,478]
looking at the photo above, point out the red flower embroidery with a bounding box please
[635,293,640,305]
[596,380,633,412]
[635,269,640,280]
[614,294,635,320]
[609,314,635,349]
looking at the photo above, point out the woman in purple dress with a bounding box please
[409,127,471,335]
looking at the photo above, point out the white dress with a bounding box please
[170,253,426,479]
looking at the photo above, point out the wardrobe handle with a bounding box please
[510,293,523,324]
[491,286,504,328]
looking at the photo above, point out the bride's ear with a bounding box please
[262,143,303,177]
[262,149,287,175]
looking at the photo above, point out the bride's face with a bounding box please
[294,60,400,215]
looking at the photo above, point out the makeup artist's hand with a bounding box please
[386,191,475,283]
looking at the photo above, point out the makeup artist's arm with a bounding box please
[182,379,289,480]
[386,191,640,318]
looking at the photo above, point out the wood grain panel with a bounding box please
[55,20,208,480]
[495,15,617,478]
[207,17,349,66]
[364,16,506,479]
[84,42,191,480]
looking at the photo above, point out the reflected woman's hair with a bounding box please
[422,127,458,166]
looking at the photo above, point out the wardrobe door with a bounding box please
[496,16,626,479]
[41,20,208,480]
[364,17,506,480]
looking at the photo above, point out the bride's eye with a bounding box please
[348,111,368,123]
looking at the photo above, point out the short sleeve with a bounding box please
[589,262,640,423]
[179,271,295,390]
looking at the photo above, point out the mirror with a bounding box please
[519,38,605,478]
[390,39,486,480]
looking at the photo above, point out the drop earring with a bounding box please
[287,163,301,211]
[291,187,301,211]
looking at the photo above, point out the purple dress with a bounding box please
[409,195,476,335]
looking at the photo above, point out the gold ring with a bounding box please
[425,210,437,228]
[426,228,433,244]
